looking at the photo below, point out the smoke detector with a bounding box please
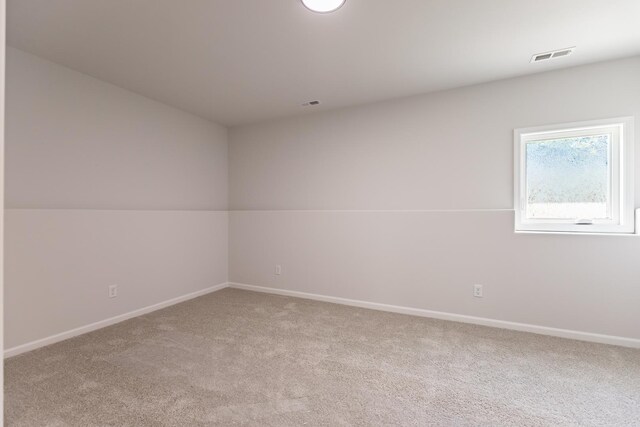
[531,47,575,63]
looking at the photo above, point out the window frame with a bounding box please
[514,117,635,234]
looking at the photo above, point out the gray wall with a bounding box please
[229,56,640,340]
[6,48,227,210]
[6,46,640,349]
[5,48,229,349]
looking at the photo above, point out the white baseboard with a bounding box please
[4,282,230,358]
[228,282,640,349]
[7,281,638,358]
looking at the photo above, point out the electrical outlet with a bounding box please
[473,284,483,298]
[108,284,118,298]
[275,265,282,275]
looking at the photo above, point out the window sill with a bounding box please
[514,230,639,237]
[515,209,639,236]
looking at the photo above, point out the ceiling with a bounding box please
[7,0,640,126]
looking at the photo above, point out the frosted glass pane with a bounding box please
[525,134,610,219]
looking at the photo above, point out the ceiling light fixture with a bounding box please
[301,0,346,13]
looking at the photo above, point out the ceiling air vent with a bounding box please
[531,47,575,63]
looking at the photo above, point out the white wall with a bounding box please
[229,56,640,341]
[6,48,227,210]
[1,0,6,417]
[6,48,640,351]
[5,48,228,350]
[5,209,227,349]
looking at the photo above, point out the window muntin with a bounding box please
[514,118,634,234]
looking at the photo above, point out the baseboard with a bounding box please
[228,282,640,349]
[8,281,638,357]
[4,282,230,358]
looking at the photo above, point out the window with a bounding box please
[514,117,635,234]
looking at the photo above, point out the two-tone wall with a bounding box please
[5,48,228,352]
[6,48,640,353]
[229,56,640,343]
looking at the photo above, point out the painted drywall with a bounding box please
[1,0,6,414]
[229,56,640,340]
[5,48,228,350]
[5,210,228,349]
[230,57,640,210]
[6,47,227,210]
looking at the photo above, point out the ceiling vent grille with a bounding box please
[531,47,575,63]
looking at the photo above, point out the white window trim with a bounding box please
[514,117,635,234]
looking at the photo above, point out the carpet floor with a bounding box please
[5,288,640,426]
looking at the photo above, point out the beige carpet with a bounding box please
[5,288,640,426]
